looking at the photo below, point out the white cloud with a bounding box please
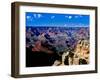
[26,16,31,19]
[33,14,37,18]
[51,16,55,19]
[75,16,78,18]
[69,16,72,19]
[33,14,42,18]
[37,14,42,18]
[26,16,33,21]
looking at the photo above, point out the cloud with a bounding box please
[26,16,33,21]
[26,16,31,19]
[33,14,42,18]
[33,14,37,18]
[65,16,72,19]
[51,16,55,19]
[69,16,72,19]
[37,14,42,18]
[75,16,78,18]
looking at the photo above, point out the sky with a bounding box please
[26,12,90,27]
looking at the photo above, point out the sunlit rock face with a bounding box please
[53,39,89,66]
